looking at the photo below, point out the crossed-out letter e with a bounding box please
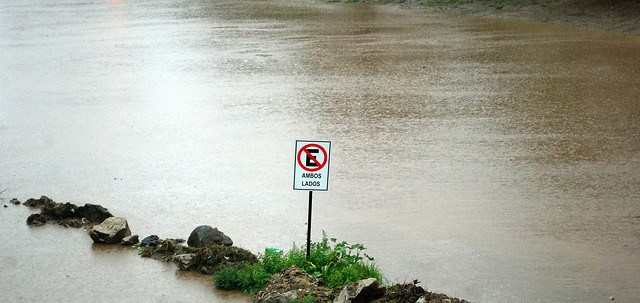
[305,149,319,167]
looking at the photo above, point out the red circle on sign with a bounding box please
[297,144,328,172]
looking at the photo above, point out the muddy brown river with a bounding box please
[1,0,639,302]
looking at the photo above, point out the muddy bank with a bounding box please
[325,0,640,35]
[12,196,469,303]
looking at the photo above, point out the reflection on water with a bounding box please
[1,0,639,302]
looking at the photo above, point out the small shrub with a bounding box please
[213,266,243,290]
[214,263,271,293]
[213,232,383,293]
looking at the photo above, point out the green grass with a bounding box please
[213,232,383,293]
[290,295,314,303]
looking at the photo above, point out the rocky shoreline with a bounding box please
[324,0,640,35]
[8,196,469,303]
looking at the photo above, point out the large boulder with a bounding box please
[333,278,386,303]
[89,217,131,244]
[76,203,113,223]
[187,225,233,247]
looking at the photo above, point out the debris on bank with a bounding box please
[14,195,470,303]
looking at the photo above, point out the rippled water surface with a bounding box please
[1,0,639,302]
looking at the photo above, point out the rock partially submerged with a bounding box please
[76,203,112,224]
[22,196,111,228]
[188,225,233,247]
[23,196,83,227]
[89,217,131,244]
[26,213,48,226]
[140,235,160,247]
[121,234,139,246]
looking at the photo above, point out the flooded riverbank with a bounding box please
[1,0,639,302]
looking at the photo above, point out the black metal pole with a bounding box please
[306,190,313,260]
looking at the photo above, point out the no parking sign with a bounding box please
[293,140,331,191]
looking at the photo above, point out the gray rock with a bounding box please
[121,234,139,246]
[76,203,113,223]
[174,253,197,270]
[141,235,160,246]
[260,290,299,303]
[89,217,131,244]
[333,278,386,303]
[187,225,233,248]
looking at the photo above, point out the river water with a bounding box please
[1,0,639,302]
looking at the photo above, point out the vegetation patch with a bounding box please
[214,232,382,299]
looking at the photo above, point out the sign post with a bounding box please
[294,140,330,259]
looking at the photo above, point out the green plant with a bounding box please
[213,232,382,292]
[289,295,314,303]
[213,266,243,290]
[302,295,314,303]
[214,263,271,293]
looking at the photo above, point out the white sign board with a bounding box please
[293,140,331,191]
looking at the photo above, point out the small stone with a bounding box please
[609,296,615,300]
[121,234,139,246]
[141,235,160,247]
[3,205,7,208]
[10,198,21,205]
[174,253,197,270]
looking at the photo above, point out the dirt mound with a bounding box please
[138,238,258,275]
[255,266,332,303]
[374,280,470,303]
